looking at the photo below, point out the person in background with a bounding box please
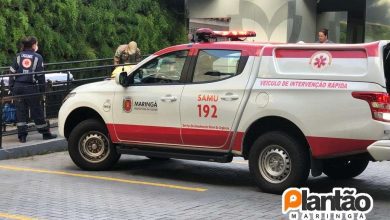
[112,41,142,78]
[9,36,57,143]
[317,28,334,43]
[114,41,141,65]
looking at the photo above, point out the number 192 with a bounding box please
[197,104,217,118]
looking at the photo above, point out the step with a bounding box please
[117,145,233,163]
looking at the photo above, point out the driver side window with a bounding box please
[133,50,188,85]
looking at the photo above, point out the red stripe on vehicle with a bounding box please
[112,124,182,144]
[275,49,367,58]
[191,43,263,56]
[107,124,234,148]
[365,41,380,57]
[155,42,379,58]
[231,132,245,152]
[262,41,379,58]
[154,44,194,56]
[307,136,375,158]
[155,43,263,56]
[181,128,231,148]
[262,47,274,56]
[106,124,119,142]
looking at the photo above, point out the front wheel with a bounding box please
[249,131,310,194]
[323,158,369,179]
[68,119,120,170]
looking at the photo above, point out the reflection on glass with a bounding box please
[366,0,390,42]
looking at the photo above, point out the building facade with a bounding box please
[186,0,390,43]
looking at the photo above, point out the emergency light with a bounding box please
[212,30,256,38]
[194,28,256,42]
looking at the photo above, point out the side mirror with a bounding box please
[116,71,134,87]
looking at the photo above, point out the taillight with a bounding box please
[352,92,390,122]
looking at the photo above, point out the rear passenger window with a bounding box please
[192,50,242,83]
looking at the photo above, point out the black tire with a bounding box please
[323,158,369,179]
[249,131,310,194]
[68,119,120,171]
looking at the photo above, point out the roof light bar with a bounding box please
[194,28,256,42]
[212,30,256,38]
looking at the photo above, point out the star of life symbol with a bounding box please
[310,51,332,70]
[22,58,32,68]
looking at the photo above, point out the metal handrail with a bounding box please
[0,63,136,78]
[0,57,111,71]
[45,58,113,66]
[0,55,149,71]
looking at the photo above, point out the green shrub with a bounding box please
[0,0,186,66]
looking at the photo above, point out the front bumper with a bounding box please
[367,140,390,161]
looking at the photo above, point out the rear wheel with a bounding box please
[68,119,120,170]
[323,158,369,179]
[249,131,310,194]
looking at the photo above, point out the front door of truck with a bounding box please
[112,50,190,145]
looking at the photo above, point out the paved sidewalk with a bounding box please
[0,127,67,160]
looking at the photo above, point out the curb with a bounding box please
[0,139,67,160]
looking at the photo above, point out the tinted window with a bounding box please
[192,50,241,83]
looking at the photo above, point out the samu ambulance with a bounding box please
[59,29,390,193]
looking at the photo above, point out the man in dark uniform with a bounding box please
[9,36,57,143]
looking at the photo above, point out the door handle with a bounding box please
[221,93,239,101]
[160,95,177,102]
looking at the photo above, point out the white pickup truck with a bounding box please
[58,30,390,193]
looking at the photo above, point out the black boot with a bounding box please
[19,136,27,143]
[38,120,57,140]
[43,132,57,140]
[17,124,28,143]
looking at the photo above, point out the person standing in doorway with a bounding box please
[9,36,57,143]
[317,28,334,43]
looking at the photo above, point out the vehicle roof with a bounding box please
[154,41,383,57]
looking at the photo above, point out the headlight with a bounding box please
[62,92,76,103]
